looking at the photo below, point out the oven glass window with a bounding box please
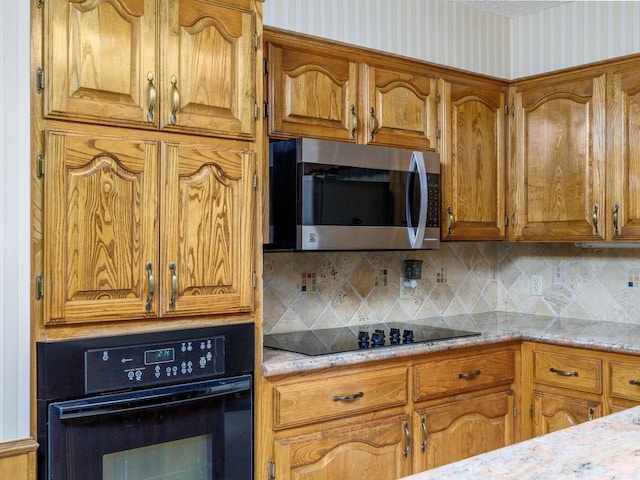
[103,434,212,480]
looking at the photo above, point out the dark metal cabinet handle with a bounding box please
[146,72,156,122]
[613,201,620,235]
[588,407,595,421]
[169,262,177,309]
[629,379,640,386]
[350,104,358,140]
[145,262,154,311]
[457,370,481,379]
[170,75,180,125]
[592,204,599,235]
[402,421,411,459]
[332,391,364,402]
[549,367,579,377]
[420,416,428,453]
[369,107,378,141]
[447,205,454,235]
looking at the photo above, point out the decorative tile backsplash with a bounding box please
[263,243,640,334]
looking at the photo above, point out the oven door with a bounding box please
[45,375,252,480]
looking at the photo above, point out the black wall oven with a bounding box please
[37,324,254,480]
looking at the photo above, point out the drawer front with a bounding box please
[610,360,640,402]
[414,350,514,402]
[533,350,602,394]
[274,366,408,429]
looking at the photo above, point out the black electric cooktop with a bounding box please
[263,322,481,356]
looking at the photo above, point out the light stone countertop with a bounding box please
[400,405,640,479]
[262,312,640,377]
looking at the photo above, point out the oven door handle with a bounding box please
[53,375,251,420]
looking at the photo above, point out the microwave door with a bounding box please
[406,152,429,248]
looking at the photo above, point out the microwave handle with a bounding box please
[405,152,429,248]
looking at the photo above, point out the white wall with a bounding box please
[0,1,31,441]
[264,0,640,79]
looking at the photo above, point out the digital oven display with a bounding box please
[144,348,175,365]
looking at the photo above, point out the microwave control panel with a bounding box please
[426,174,440,228]
[84,335,225,393]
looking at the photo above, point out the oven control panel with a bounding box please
[85,335,225,393]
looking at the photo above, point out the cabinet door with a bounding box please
[510,73,606,241]
[44,128,159,324]
[532,391,601,436]
[413,390,514,472]
[274,415,412,480]
[160,0,256,139]
[364,63,437,149]
[440,79,506,240]
[45,0,157,128]
[268,43,358,142]
[160,139,255,317]
[607,62,640,240]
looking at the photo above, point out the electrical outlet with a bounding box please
[530,275,543,296]
[399,277,411,299]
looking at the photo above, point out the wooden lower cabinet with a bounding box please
[263,344,519,479]
[532,391,602,436]
[413,390,514,471]
[273,414,412,480]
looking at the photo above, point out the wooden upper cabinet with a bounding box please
[439,79,506,240]
[43,125,255,325]
[159,140,255,317]
[45,0,158,128]
[159,0,256,139]
[44,127,159,324]
[266,33,438,148]
[607,61,640,240]
[509,72,607,241]
[267,42,358,142]
[364,63,437,149]
[44,0,256,139]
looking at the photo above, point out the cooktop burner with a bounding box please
[263,322,481,356]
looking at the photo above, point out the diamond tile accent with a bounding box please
[263,244,640,334]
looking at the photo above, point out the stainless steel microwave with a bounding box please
[266,138,440,251]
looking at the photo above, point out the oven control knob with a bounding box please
[402,329,415,344]
[358,331,370,348]
[371,330,385,347]
[128,371,135,380]
[390,328,401,345]
[135,370,142,380]
[199,357,206,368]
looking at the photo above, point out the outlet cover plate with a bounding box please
[530,275,542,296]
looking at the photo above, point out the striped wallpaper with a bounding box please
[264,0,640,79]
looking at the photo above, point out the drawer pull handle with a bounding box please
[550,368,579,377]
[332,391,364,402]
[457,370,481,379]
[629,379,640,387]
[588,407,595,421]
